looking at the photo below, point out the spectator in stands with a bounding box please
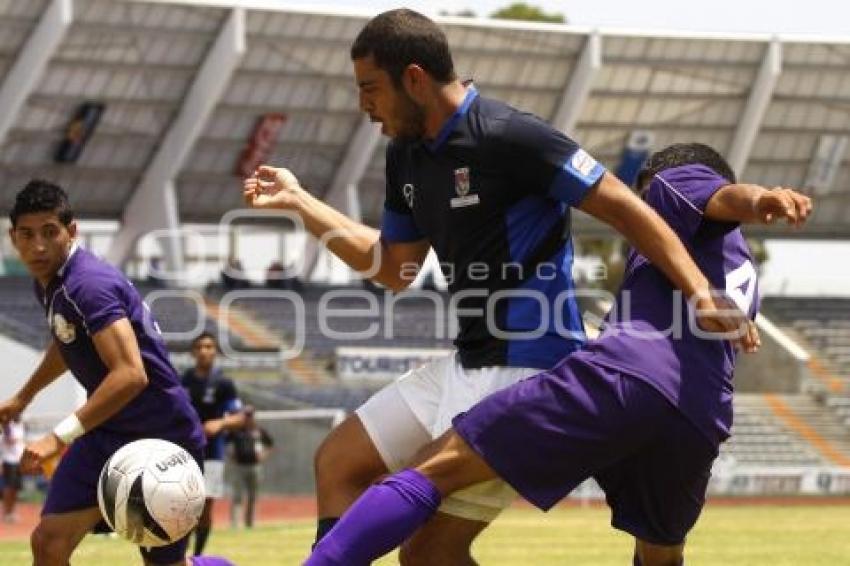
[265,260,286,289]
[221,256,249,290]
[2,416,25,523]
[266,260,304,292]
[227,406,274,529]
[182,331,245,556]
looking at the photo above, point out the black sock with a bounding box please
[193,526,211,556]
[313,517,339,548]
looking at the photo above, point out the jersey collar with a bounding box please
[425,85,478,153]
[57,241,80,278]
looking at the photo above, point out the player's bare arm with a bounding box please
[578,171,752,344]
[0,341,67,427]
[705,184,813,226]
[203,412,246,438]
[21,318,149,473]
[244,164,430,290]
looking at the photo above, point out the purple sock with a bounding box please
[190,556,237,566]
[305,469,442,565]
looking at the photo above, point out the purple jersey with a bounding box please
[34,246,204,450]
[576,164,759,445]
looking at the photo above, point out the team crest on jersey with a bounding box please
[454,167,471,196]
[52,313,76,344]
[402,183,415,209]
[450,166,479,208]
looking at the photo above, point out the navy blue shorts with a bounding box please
[43,428,204,564]
[453,354,718,546]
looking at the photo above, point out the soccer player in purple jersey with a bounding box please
[305,143,813,566]
[0,180,234,566]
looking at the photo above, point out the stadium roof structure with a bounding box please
[1,0,849,268]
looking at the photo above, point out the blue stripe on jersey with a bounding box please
[548,149,606,206]
[505,241,586,368]
[504,198,586,368]
[427,86,479,152]
[504,196,562,264]
[380,207,424,242]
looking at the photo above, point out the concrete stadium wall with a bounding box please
[734,315,809,393]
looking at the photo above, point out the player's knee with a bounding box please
[31,524,72,563]
[636,539,684,566]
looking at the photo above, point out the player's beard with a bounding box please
[393,91,427,142]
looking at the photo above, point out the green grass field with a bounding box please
[3,505,849,565]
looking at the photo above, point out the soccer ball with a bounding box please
[97,439,205,547]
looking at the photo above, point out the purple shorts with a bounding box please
[43,427,204,565]
[453,354,718,546]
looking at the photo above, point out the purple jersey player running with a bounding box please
[0,180,234,566]
[306,143,813,566]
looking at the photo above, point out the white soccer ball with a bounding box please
[97,439,205,547]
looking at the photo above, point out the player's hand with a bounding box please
[0,395,26,427]
[692,294,759,352]
[243,165,303,210]
[20,433,63,475]
[755,188,813,227]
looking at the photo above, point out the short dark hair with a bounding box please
[191,331,217,348]
[351,9,456,87]
[10,179,74,228]
[636,143,737,190]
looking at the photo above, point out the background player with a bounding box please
[244,10,747,563]
[182,331,244,556]
[0,180,234,566]
[228,405,274,529]
[2,416,25,523]
[306,143,813,566]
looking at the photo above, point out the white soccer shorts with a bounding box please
[356,352,539,522]
[203,459,226,499]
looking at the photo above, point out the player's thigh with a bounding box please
[431,361,539,525]
[32,507,103,554]
[400,511,488,566]
[314,413,392,486]
[598,405,718,547]
[344,358,448,472]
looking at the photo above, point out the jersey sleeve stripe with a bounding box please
[380,207,424,242]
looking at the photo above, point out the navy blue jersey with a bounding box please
[381,87,606,369]
[182,368,241,460]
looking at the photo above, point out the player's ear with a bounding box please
[67,220,78,240]
[402,63,428,101]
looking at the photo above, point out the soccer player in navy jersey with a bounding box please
[304,143,813,566]
[182,331,244,556]
[0,180,234,566]
[244,10,748,563]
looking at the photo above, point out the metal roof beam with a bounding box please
[304,115,382,279]
[0,0,72,146]
[728,39,782,176]
[552,31,601,135]
[106,8,246,278]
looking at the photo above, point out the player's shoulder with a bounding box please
[62,249,129,296]
[473,96,561,148]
